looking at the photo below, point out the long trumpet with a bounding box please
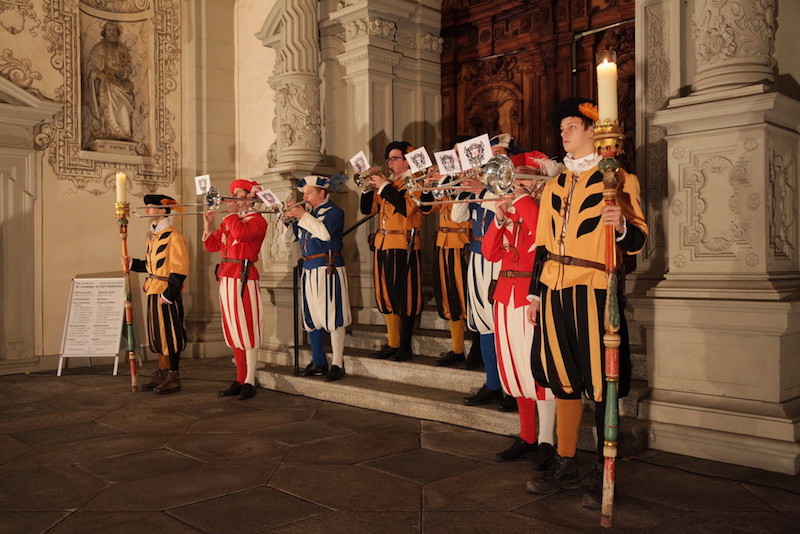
[412,154,553,206]
[354,165,391,192]
[131,187,262,217]
[275,200,312,224]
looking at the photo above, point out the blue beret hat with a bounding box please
[297,175,330,191]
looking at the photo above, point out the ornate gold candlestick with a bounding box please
[115,173,138,392]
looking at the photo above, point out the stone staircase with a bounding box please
[257,306,650,456]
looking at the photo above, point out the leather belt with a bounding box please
[438,228,469,234]
[147,274,169,282]
[221,258,244,264]
[303,252,342,261]
[499,270,531,278]
[546,252,605,272]
[377,229,406,235]
[472,236,483,242]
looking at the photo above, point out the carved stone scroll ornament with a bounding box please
[34,0,180,193]
[692,0,776,92]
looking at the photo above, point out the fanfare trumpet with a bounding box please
[276,200,312,224]
[354,165,392,192]
[411,154,557,206]
[131,187,255,217]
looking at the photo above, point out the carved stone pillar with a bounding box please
[642,0,800,473]
[692,0,776,93]
[326,0,443,318]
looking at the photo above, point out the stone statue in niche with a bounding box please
[85,21,136,153]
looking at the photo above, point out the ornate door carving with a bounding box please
[442,0,635,167]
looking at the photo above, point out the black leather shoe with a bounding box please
[238,383,257,400]
[218,381,242,397]
[435,351,465,367]
[497,394,518,412]
[391,348,413,361]
[526,455,582,494]
[581,461,603,510]
[325,364,345,382]
[463,385,503,406]
[301,362,329,376]
[464,345,484,369]
[369,345,398,359]
[495,436,538,462]
[532,442,556,471]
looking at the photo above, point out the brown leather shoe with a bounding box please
[142,368,168,392]
[154,371,181,394]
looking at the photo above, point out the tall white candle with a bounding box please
[596,56,618,122]
[116,172,127,203]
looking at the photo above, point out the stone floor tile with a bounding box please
[517,491,681,533]
[742,482,800,512]
[268,511,421,534]
[646,511,800,533]
[170,487,328,533]
[77,448,204,483]
[167,432,290,464]
[45,389,130,412]
[421,427,508,463]
[82,463,278,511]
[187,408,314,434]
[363,448,485,484]
[4,433,173,468]
[12,421,120,447]
[423,463,539,511]
[0,434,30,466]
[312,402,420,434]
[96,409,199,434]
[255,420,353,446]
[638,452,763,482]
[0,511,68,534]
[247,390,324,411]
[0,465,106,511]
[423,510,580,534]
[283,432,419,465]
[269,463,421,511]
[748,470,800,494]
[46,511,203,534]
[0,408,106,433]
[615,459,773,512]
[174,397,259,419]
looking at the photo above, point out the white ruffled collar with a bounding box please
[563,152,601,174]
[150,217,173,233]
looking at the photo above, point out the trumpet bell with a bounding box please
[483,154,515,195]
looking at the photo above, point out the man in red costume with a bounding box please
[482,150,562,470]
[203,179,267,400]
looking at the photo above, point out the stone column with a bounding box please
[255,0,335,361]
[644,0,800,474]
[692,0,776,93]
[327,0,443,318]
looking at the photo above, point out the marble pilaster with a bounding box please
[643,0,800,473]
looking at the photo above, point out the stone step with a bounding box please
[266,346,648,419]
[256,362,648,457]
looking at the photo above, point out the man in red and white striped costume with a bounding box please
[482,150,562,471]
[203,179,267,400]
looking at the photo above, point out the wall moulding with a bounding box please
[33,0,180,195]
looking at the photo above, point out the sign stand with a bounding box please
[58,278,127,376]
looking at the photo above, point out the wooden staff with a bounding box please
[594,122,624,528]
[114,172,138,392]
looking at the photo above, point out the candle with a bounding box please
[596,51,618,122]
[116,172,127,203]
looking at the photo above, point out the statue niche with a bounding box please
[83,21,136,154]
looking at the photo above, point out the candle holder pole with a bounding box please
[115,201,139,392]
[593,119,625,528]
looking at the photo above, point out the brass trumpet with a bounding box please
[354,165,392,192]
[275,201,312,224]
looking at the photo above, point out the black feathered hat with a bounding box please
[143,194,177,214]
[550,97,599,131]
[384,141,413,160]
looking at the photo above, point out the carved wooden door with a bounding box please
[442,0,636,169]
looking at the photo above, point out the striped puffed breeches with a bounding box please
[218,277,262,350]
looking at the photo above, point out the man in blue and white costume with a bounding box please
[282,175,351,382]
[450,134,512,410]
